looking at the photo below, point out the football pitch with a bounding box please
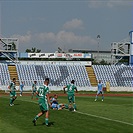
[0,93,133,133]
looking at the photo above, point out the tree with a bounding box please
[99,59,111,65]
[25,47,41,53]
[92,59,100,65]
[25,49,31,53]
[36,49,41,53]
[93,59,111,65]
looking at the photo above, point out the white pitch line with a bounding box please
[76,111,133,126]
[84,104,132,107]
[3,97,133,126]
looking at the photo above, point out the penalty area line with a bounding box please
[76,111,133,126]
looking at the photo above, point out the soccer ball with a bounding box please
[69,107,74,111]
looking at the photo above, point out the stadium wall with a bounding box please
[110,87,133,92]
[18,60,92,66]
[1,85,133,92]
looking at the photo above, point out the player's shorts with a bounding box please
[20,88,23,92]
[57,104,61,109]
[67,94,75,103]
[51,103,58,109]
[10,91,17,97]
[97,90,104,95]
[58,104,64,109]
[38,98,49,111]
[32,89,37,94]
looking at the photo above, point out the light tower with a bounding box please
[97,35,100,62]
[129,31,133,65]
[0,38,19,63]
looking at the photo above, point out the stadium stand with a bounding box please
[0,63,132,89]
[92,65,133,87]
[8,65,19,86]
[16,64,91,87]
[0,64,10,86]
[86,66,97,86]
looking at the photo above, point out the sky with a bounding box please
[0,0,132,53]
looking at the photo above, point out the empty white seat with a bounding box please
[92,65,133,87]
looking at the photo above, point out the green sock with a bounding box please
[34,115,39,120]
[64,104,68,109]
[36,94,38,99]
[31,94,33,99]
[10,98,13,104]
[12,98,15,103]
[45,118,49,125]
[73,104,76,110]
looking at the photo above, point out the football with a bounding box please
[69,107,74,111]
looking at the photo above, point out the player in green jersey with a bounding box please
[32,78,51,126]
[8,78,17,106]
[31,81,37,99]
[63,80,78,111]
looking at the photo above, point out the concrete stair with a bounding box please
[8,65,19,86]
[86,66,97,86]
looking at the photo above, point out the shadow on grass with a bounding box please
[15,103,21,105]
[35,121,55,127]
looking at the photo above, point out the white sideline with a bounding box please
[22,99,133,126]
[4,97,133,126]
[76,111,133,126]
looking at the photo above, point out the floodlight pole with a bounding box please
[97,35,100,62]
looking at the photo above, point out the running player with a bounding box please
[32,78,51,126]
[8,78,17,106]
[31,81,37,99]
[63,80,78,111]
[95,80,104,101]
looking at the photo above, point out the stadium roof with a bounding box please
[70,49,111,53]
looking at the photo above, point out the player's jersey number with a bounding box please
[39,88,44,97]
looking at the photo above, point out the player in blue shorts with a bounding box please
[95,80,104,101]
[50,94,58,110]
[50,94,68,110]
[19,81,24,96]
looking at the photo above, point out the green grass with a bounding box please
[0,94,133,133]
